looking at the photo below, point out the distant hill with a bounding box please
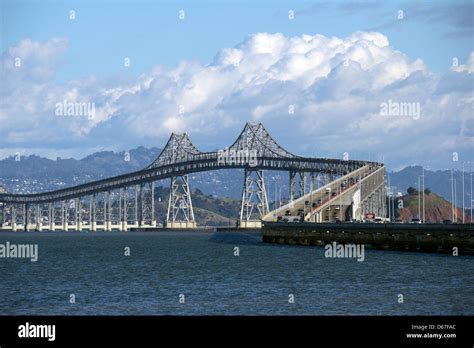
[0,147,161,194]
[394,189,470,223]
[388,165,471,209]
[153,187,241,226]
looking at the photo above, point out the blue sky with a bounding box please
[0,0,473,169]
[2,0,472,80]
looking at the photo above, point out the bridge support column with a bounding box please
[139,182,156,228]
[48,203,54,231]
[374,191,378,217]
[136,184,141,228]
[91,194,96,232]
[117,189,123,232]
[373,193,376,215]
[102,192,106,231]
[150,182,156,228]
[5,204,11,228]
[139,183,144,227]
[372,194,375,215]
[135,186,138,228]
[372,192,376,215]
[105,191,111,231]
[76,198,82,231]
[167,176,196,228]
[11,204,17,232]
[382,187,386,218]
[310,173,316,192]
[376,190,379,216]
[289,171,306,202]
[382,184,387,220]
[376,188,381,217]
[121,188,128,231]
[300,172,307,196]
[379,188,385,217]
[239,169,268,228]
[289,171,296,202]
[0,202,4,228]
[36,204,42,231]
[366,196,370,217]
[24,203,28,231]
[61,201,66,231]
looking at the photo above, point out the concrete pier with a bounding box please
[166,221,197,228]
[262,222,474,255]
[238,220,262,228]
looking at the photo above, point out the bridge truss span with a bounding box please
[0,123,384,230]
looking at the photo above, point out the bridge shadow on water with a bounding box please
[208,231,264,246]
[208,231,315,250]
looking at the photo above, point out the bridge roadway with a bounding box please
[263,164,386,223]
[0,154,370,204]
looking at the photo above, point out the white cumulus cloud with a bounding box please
[0,32,472,169]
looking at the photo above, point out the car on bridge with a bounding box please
[282,216,301,223]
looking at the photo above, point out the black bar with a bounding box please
[0,316,473,346]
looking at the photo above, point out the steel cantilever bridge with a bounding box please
[0,123,386,231]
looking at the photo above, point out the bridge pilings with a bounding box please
[239,169,269,228]
[289,171,307,201]
[166,175,196,228]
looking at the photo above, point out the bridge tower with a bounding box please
[229,123,291,228]
[147,132,198,228]
[167,175,196,228]
[139,182,156,229]
[239,169,269,228]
